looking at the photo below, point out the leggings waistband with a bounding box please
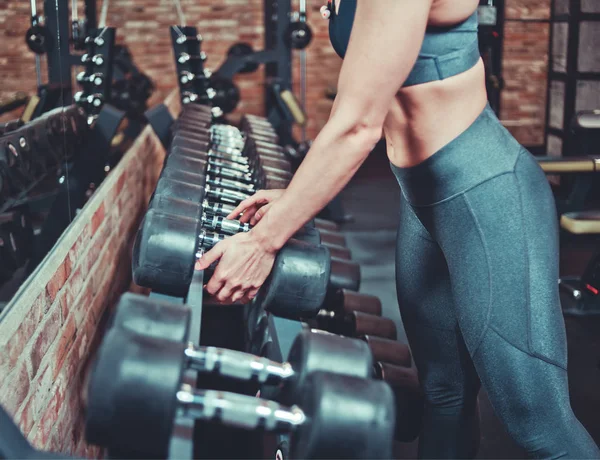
[390,105,524,207]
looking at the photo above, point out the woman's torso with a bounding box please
[332,0,488,167]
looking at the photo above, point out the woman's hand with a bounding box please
[227,189,285,225]
[196,230,278,304]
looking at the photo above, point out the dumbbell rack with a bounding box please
[147,270,204,459]
[138,104,406,458]
[146,271,303,459]
[170,26,211,108]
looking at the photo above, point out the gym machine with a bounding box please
[168,0,311,149]
[0,0,154,282]
[536,110,600,316]
[0,105,90,287]
[157,0,349,223]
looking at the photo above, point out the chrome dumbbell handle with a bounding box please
[184,345,293,384]
[176,385,305,432]
[200,212,250,235]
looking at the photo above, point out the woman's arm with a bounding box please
[199,0,432,302]
[251,0,432,250]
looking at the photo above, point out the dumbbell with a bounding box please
[171,135,292,176]
[86,328,395,459]
[241,113,275,129]
[292,330,422,442]
[108,294,421,442]
[166,147,290,192]
[240,116,278,137]
[110,294,373,401]
[165,140,292,188]
[111,294,411,390]
[133,207,332,318]
[173,117,289,160]
[374,361,423,442]
[152,174,351,260]
[152,166,358,284]
[171,121,249,150]
[313,218,341,232]
[314,309,398,340]
[132,204,359,318]
[173,130,292,172]
[159,158,289,208]
[152,173,342,255]
[144,185,360,292]
[362,335,412,367]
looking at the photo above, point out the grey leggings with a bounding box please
[392,106,600,459]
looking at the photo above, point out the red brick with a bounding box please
[16,396,35,436]
[90,203,105,236]
[66,265,84,308]
[30,305,62,378]
[83,226,106,275]
[46,259,69,304]
[35,384,65,450]
[115,170,127,195]
[0,295,43,375]
[31,361,54,421]
[0,360,30,417]
[68,223,91,269]
[30,424,47,450]
[52,315,77,380]
[72,279,94,327]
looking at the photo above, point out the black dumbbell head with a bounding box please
[154,175,207,204]
[257,239,331,319]
[374,362,423,442]
[110,293,191,343]
[329,257,361,292]
[150,194,202,223]
[132,208,200,296]
[86,330,186,457]
[290,371,395,459]
[164,152,208,176]
[293,226,321,245]
[283,329,373,404]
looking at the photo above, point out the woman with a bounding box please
[198,0,600,457]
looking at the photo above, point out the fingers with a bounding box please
[227,191,270,220]
[204,272,225,297]
[226,197,258,220]
[230,289,246,304]
[239,287,260,305]
[214,283,235,303]
[238,204,259,224]
[196,240,226,270]
[249,204,271,225]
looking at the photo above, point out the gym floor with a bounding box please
[338,142,600,459]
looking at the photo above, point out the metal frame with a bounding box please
[544,0,600,157]
[264,0,293,118]
[43,0,75,104]
[478,0,506,115]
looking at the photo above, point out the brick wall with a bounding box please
[0,91,175,456]
[1,0,549,144]
[500,0,551,146]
